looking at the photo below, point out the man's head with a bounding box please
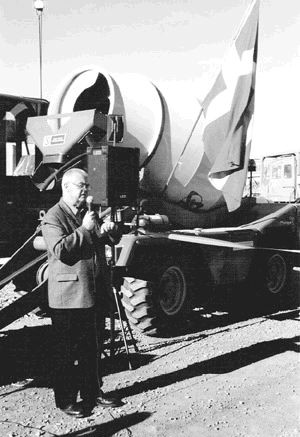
[61,168,89,208]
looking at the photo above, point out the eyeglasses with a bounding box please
[70,182,90,190]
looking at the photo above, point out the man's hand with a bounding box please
[100,221,118,236]
[82,211,96,231]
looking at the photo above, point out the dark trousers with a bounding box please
[50,307,100,409]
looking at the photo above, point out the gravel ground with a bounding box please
[0,280,299,437]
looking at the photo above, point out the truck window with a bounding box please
[283,164,292,179]
[271,165,281,179]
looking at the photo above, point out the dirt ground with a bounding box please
[0,278,299,437]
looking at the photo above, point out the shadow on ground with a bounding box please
[60,411,151,437]
[0,279,298,390]
[0,324,155,389]
[107,335,300,399]
[0,412,152,437]
[155,279,299,338]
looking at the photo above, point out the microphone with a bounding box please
[86,195,94,212]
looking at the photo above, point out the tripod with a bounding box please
[108,209,139,370]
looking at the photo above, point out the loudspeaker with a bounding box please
[87,146,140,207]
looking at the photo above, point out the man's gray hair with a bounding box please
[62,168,88,188]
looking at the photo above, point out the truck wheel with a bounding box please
[31,261,49,317]
[121,257,197,336]
[260,252,292,304]
[158,265,189,317]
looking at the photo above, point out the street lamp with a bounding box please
[33,0,44,99]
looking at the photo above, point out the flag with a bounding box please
[202,0,259,210]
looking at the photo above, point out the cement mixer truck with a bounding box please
[0,1,298,335]
[0,67,298,336]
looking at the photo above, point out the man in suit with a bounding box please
[42,168,120,417]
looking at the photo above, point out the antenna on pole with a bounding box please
[33,0,44,99]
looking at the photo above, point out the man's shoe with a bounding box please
[95,392,121,408]
[60,403,85,418]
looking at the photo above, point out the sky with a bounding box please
[0,0,299,158]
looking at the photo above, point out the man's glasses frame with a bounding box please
[70,182,90,190]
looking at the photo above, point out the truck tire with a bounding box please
[121,278,158,336]
[259,252,292,305]
[31,261,49,317]
[121,255,198,336]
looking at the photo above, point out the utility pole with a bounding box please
[33,0,44,99]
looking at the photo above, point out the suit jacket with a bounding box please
[42,198,111,309]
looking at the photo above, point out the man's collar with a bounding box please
[62,198,79,216]
[59,198,81,220]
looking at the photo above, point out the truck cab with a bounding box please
[260,153,299,202]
